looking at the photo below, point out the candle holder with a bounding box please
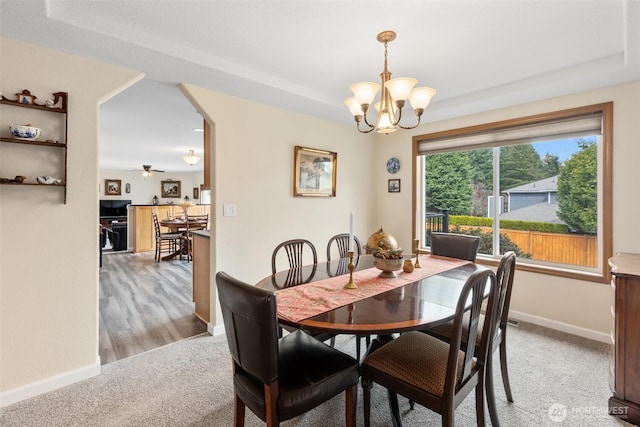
[414,239,422,268]
[344,251,357,289]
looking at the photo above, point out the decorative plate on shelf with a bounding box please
[386,157,400,174]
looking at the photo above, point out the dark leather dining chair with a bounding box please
[423,251,517,426]
[326,233,362,261]
[430,232,480,262]
[216,272,359,427]
[361,268,498,427]
[271,239,318,275]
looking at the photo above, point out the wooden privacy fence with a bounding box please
[457,226,597,267]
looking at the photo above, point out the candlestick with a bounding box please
[349,211,354,251]
[414,239,422,268]
[344,250,357,289]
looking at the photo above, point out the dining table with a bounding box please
[256,253,488,342]
[257,253,490,427]
[159,218,208,260]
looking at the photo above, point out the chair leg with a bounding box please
[363,379,372,427]
[345,384,357,427]
[499,333,514,402]
[388,390,403,427]
[233,393,246,427]
[475,375,486,427]
[356,336,361,361]
[486,352,500,427]
[329,336,336,347]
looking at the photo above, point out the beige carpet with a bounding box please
[0,322,631,426]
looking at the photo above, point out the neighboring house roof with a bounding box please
[503,175,558,193]
[500,202,565,224]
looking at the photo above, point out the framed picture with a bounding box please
[193,187,199,199]
[388,179,401,193]
[161,180,181,198]
[104,179,122,196]
[105,179,121,195]
[293,145,337,197]
[17,90,35,105]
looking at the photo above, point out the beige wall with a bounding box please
[376,80,640,338]
[0,37,143,401]
[2,35,638,406]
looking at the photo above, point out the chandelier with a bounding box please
[183,149,201,166]
[344,31,436,134]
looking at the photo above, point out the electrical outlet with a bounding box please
[223,204,236,217]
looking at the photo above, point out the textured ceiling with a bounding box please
[1,0,638,172]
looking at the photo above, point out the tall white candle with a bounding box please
[415,210,420,240]
[349,211,354,251]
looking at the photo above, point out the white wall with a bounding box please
[0,37,143,402]
[98,169,204,205]
[375,80,640,339]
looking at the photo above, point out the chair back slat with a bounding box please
[326,233,362,261]
[444,269,496,395]
[271,239,317,274]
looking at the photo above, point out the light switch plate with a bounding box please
[223,204,236,217]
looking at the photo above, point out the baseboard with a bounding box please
[209,323,225,336]
[0,361,101,408]
[509,310,610,343]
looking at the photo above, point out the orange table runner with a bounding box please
[275,255,470,323]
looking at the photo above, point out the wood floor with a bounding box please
[99,250,207,364]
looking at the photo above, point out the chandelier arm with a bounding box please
[397,116,422,130]
[353,114,376,133]
[361,107,377,129]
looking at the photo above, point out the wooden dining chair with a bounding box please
[271,239,335,346]
[361,268,498,427]
[423,251,517,426]
[152,213,182,262]
[271,239,318,275]
[430,232,481,262]
[326,233,362,261]
[216,271,359,427]
[326,233,368,361]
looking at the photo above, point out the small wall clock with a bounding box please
[386,157,400,174]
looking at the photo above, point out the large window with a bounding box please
[414,103,612,283]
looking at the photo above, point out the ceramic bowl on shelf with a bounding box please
[9,124,41,140]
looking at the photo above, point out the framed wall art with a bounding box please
[293,145,337,197]
[388,178,401,193]
[193,187,199,199]
[105,179,121,196]
[161,180,181,198]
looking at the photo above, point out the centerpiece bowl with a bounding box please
[372,247,404,278]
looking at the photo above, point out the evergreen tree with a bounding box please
[500,144,544,190]
[542,153,561,177]
[557,140,597,233]
[425,152,473,215]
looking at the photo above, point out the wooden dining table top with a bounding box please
[159,218,207,231]
[256,255,488,335]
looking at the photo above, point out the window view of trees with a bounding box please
[422,136,598,267]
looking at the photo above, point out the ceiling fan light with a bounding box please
[385,77,417,101]
[349,82,380,106]
[183,149,201,166]
[409,87,437,109]
[344,97,364,116]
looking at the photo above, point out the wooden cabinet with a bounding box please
[609,253,640,425]
[0,90,68,203]
[130,205,210,253]
[191,230,210,323]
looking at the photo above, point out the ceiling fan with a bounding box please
[139,164,164,176]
